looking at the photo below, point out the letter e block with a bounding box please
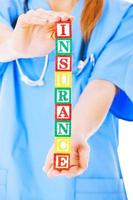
[54,154,70,170]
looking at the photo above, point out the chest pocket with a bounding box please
[0,169,7,200]
[72,53,96,94]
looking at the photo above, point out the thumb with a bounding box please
[78,143,90,170]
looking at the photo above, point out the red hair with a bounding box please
[81,0,104,41]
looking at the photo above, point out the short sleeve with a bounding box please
[0,0,21,28]
[0,0,23,76]
[89,5,133,121]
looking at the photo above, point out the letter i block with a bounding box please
[56,55,72,71]
[55,21,72,38]
[54,154,70,170]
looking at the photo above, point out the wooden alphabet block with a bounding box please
[55,72,72,88]
[55,104,72,120]
[56,55,72,71]
[55,21,72,38]
[54,137,71,153]
[54,154,70,170]
[55,88,71,104]
[56,38,72,55]
[55,121,71,137]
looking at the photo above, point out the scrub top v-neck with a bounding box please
[0,0,133,200]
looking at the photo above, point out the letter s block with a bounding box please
[56,56,72,71]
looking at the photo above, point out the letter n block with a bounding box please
[54,154,70,170]
[56,39,72,55]
[55,121,71,137]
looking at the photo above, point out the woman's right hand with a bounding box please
[10,9,73,58]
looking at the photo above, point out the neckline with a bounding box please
[32,0,82,16]
[45,0,80,15]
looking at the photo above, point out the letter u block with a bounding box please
[55,72,72,88]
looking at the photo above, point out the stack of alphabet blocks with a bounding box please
[54,20,72,170]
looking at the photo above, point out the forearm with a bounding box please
[72,80,118,141]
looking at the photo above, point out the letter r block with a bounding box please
[54,154,70,170]
[55,88,71,104]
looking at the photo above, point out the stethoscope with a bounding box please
[15,53,95,87]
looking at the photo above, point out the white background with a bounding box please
[119,120,133,200]
[118,1,133,199]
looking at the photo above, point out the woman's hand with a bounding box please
[10,9,73,58]
[43,134,90,178]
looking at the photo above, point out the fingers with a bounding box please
[79,143,90,170]
[61,143,90,178]
[17,9,74,27]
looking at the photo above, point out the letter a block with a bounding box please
[54,154,70,170]
[55,104,71,120]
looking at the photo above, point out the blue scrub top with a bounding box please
[0,0,133,200]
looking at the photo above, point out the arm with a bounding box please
[0,23,17,62]
[72,79,118,141]
[43,79,118,177]
[0,10,73,63]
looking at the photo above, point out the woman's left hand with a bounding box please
[43,134,90,178]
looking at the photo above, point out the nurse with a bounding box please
[0,0,133,200]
